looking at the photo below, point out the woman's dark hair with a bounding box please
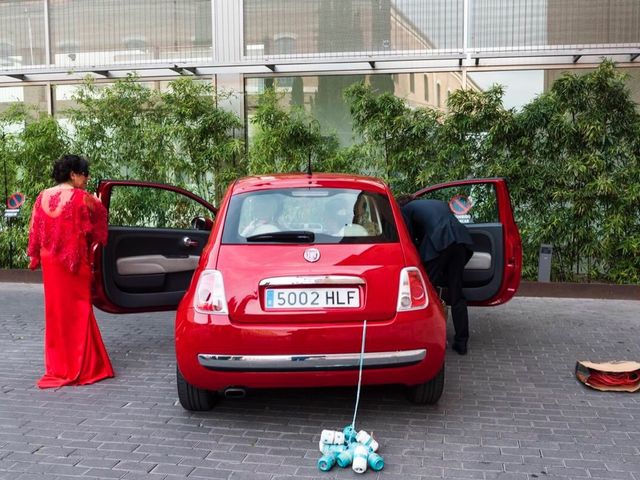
[52,154,90,183]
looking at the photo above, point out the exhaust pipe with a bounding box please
[223,387,247,399]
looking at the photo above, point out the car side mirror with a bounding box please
[191,216,214,231]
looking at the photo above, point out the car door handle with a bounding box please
[182,236,199,248]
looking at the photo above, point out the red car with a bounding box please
[93,175,521,410]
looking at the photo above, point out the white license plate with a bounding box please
[265,288,360,309]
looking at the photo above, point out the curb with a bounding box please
[0,270,638,300]
[0,269,42,284]
[517,281,640,301]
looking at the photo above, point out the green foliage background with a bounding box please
[1,62,638,283]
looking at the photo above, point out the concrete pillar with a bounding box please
[215,73,245,123]
[212,0,243,64]
[212,1,245,131]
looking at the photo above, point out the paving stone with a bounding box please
[188,466,231,479]
[83,467,125,478]
[121,473,165,480]
[112,460,156,473]
[74,458,120,469]
[150,463,195,476]
[588,470,636,480]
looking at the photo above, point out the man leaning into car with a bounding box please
[398,195,474,355]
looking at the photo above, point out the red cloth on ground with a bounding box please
[28,187,114,388]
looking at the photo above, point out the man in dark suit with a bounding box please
[399,197,474,355]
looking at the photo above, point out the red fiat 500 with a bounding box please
[93,174,521,410]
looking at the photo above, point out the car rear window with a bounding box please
[222,188,399,244]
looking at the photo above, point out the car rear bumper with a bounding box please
[176,299,446,390]
[197,349,427,372]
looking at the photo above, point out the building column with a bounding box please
[211,0,245,127]
[462,0,470,89]
[215,74,245,122]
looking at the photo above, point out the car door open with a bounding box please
[92,180,217,313]
[412,178,522,306]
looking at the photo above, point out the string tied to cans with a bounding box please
[316,320,385,473]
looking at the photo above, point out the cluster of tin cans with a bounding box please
[317,425,384,473]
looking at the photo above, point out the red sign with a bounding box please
[6,192,25,209]
[448,194,472,215]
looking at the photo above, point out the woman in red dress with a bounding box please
[28,154,114,388]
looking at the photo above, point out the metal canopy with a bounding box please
[1,49,639,86]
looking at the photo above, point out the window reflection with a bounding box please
[49,0,212,67]
[0,1,46,67]
[244,0,463,59]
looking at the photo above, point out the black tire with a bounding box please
[176,366,218,411]
[407,364,445,405]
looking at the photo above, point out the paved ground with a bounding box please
[0,283,639,480]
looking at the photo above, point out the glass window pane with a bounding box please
[223,188,399,244]
[244,0,463,59]
[109,185,213,229]
[471,0,640,51]
[0,1,46,68]
[0,85,48,117]
[50,0,212,68]
[245,71,470,147]
[418,184,498,225]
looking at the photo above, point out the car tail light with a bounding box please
[397,267,428,312]
[193,270,228,314]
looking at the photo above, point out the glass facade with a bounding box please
[1,0,639,75]
[52,0,211,67]
[245,71,472,145]
[242,0,640,59]
[0,1,47,68]
[0,85,48,116]
[242,0,639,59]
[0,0,212,70]
[547,0,640,47]
[470,0,640,51]
[470,0,547,51]
[243,0,463,59]
[244,65,640,146]
[393,0,463,52]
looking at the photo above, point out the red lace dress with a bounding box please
[28,186,114,388]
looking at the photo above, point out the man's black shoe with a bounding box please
[452,342,467,355]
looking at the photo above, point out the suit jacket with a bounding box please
[401,199,474,263]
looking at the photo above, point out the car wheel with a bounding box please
[407,364,445,405]
[176,366,218,411]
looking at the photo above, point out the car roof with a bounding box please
[231,173,391,195]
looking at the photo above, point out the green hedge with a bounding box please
[1,63,639,283]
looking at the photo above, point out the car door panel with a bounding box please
[116,254,200,276]
[104,228,209,305]
[93,181,216,313]
[465,250,492,270]
[462,225,502,295]
[412,178,521,306]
